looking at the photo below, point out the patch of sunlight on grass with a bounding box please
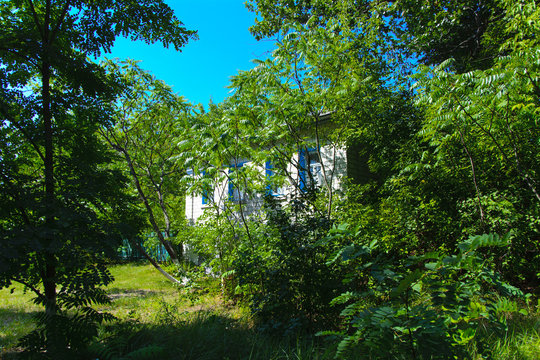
[470,308,540,360]
[0,285,40,312]
[101,263,247,324]
[0,284,40,352]
[107,262,176,292]
[0,262,251,357]
[491,323,540,360]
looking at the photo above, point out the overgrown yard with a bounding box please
[0,263,336,359]
[1,263,539,359]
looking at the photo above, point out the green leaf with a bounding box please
[391,269,422,298]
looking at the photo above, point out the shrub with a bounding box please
[322,229,526,359]
[234,194,347,335]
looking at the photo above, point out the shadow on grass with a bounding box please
[107,288,164,300]
[92,310,337,360]
[0,308,40,358]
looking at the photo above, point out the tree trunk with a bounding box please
[157,186,183,262]
[122,150,181,266]
[131,242,182,285]
[41,1,57,316]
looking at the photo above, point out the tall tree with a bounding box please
[413,0,540,284]
[391,0,509,72]
[0,0,195,354]
[102,59,191,284]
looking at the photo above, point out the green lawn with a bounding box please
[0,284,41,353]
[97,263,244,322]
[1,263,538,359]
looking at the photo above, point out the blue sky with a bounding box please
[105,0,275,107]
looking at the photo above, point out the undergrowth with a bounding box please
[1,263,538,359]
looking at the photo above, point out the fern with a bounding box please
[458,232,512,252]
[324,230,526,358]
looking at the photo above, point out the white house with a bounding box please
[184,143,347,224]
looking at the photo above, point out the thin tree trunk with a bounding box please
[41,0,57,316]
[157,185,183,260]
[121,149,181,266]
[131,242,182,285]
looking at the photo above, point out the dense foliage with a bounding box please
[213,0,539,357]
[1,0,538,358]
[322,228,526,358]
[102,60,194,283]
[0,0,195,356]
[234,194,345,335]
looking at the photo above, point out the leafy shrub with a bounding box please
[177,211,240,274]
[89,320,166,360]
[458,191,540,287]
[234,194,347,335]
[322,228,526,359]
[18,260,116,359]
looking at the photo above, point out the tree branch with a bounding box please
[0,104,46,163]
[27,0,44,38]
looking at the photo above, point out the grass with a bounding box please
[1,262,539,359]
[0,284,40,353]
[99,263,245,320]
[477,308,540,360]
[0,263,335,359]
[96,263,335,359]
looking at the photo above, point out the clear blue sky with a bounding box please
[105,0,275,107]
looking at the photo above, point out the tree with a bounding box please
[102,59,192,284]
[246,0,370,40]
[233,2,538,344]
[180,0,416,331]
[391,0,509,72]
[0,0,195,354]
[414,0,540,284]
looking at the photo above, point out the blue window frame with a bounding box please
[298,149,307,191]
[298,147,322,192]
[228,162,246,202]
[201,170,211,205]
[265,160,284,196]
[265,160,273,195]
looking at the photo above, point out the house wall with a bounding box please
[185,144,347,224]
[321,145,347,191]
[185,170,230,224]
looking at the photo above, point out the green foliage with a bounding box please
[90,321,167,360]
[19,302,116,360]
[246,0,370,41]
[413,0,540,284]
[102,59,194,268]
[10,262,117,359]
[391,0,509,72]
[2,263,538,359]
[175,6,538,360]
[181,215,239,274]
[323,228,526,359]
[0,0,195,356]
[233,194,347,335]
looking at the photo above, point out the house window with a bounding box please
[265,161,285,196]
[228,162,247,202]
[202,189,209,205]
[201,170,212,205]
[299,148,323,191]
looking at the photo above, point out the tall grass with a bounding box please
[474,305,540,360]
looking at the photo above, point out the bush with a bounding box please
[322,228,527,359]
[234,194,347,335]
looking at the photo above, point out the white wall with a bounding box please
[185,144,347,223]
